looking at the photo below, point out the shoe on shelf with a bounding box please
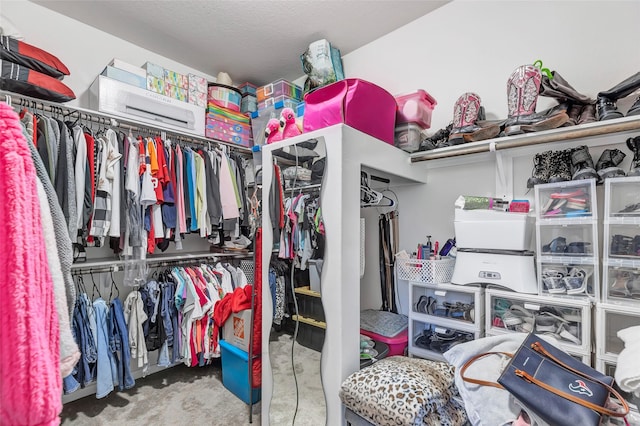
[595,148,626,183]
[626,136,640,177]
[419,124,452,151]
[628,95,640,117]
[526,150,553,188]
[542,236,567,254]
[448,92,501,145]
[563,267,590,295]
[577,103,597,125]
[596,71,640,121]
[570,145,599,181]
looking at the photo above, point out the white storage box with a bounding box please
[222,309,252,352]
[308,258,323,293]
[89,75,205,136]
[454,209,534,250]
[108,58,147,79]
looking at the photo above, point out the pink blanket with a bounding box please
[0,103,61,425]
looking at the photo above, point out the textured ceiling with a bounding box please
[31,0,449,85]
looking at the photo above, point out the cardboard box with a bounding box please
[108,58,146,79]
[188,73,208,93]
[222,309,252,351]
[188,90,207,107]
[147,75,165,94]
[165,69,188,89]
[164,82,188,102]
[142,61,165,79]
[101,66,146,89]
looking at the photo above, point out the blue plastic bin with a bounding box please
[220,339,261,404]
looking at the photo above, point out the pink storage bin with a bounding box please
[395,89,437,129]
[360,328,408,356]
[303,78,397,145]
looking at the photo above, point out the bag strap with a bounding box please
[514,369,629,418]
[459,351,513,389]
[529,342,629,417]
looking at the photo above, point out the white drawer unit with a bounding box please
[484,328,592,364]
[595,303,640,358]
[409,318,481,362]
[486,288,592,353]
[595,356,640,424]
[604,177,640,305]
[410,281,484,330]
[535,179,599,300]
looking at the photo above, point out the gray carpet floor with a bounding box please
[61,332,327,425]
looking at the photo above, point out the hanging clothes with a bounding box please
[0,103,61,426]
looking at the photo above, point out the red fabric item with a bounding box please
[213,285,252,351]
[1,35,70,77]
[146,208,155,254]
[0,59,75,103]
[155,137,170,186]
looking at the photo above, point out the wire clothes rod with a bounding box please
[1,90,251,154]
[70,251,253,275]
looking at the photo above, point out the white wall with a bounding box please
[343,0,640,130]
[1,0,218,108]
[342,0,640,316]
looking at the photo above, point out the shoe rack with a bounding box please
[534,178,600,300]
[594,302,640,421]
[398,258,484,362]
[603,176,640,304]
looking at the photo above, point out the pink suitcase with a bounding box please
[303,78,396,145]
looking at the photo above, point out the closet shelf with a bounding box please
[410,115,640,163]
[294,286,321,298]
[71,251,253,274]
[292,314,326,329]
[1,90,251,153]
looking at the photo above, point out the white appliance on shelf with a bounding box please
[452,249,538,294]
[451,208,538,294]
[89,75,205,136]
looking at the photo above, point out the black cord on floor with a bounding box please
[290,263,300,426]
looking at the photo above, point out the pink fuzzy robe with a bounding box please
[0,103,61,425]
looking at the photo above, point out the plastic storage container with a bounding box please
[360,328,408,356]
[239,82,258,96]
[308,259,323,293]
[394,89,437,129]
[486,288,592,353]
[257,95,301,112]
[257,79,303,102]
[208,83,242,112]
[219,339,261,404]
[394,122,423,153]
[596,303,640,357]
[454,209,534,251]
[409,320,479,362]
[535,179,597,220]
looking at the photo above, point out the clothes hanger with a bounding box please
[89,270,101,300]
[108,270,120,302]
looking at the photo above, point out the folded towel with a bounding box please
[444,333,559,426]
[615,325,640,393]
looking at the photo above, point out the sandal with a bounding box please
[564,267,590,294]
[502,305,535,330]
[610,270,633,298]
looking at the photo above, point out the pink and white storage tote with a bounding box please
[302,78,396,145]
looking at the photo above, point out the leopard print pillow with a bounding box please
[339,356,464,426]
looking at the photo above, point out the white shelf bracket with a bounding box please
[491,143,513,200]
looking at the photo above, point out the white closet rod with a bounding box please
[1,90,251,154]
[410,115,640,162]
[70,251,253,275]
